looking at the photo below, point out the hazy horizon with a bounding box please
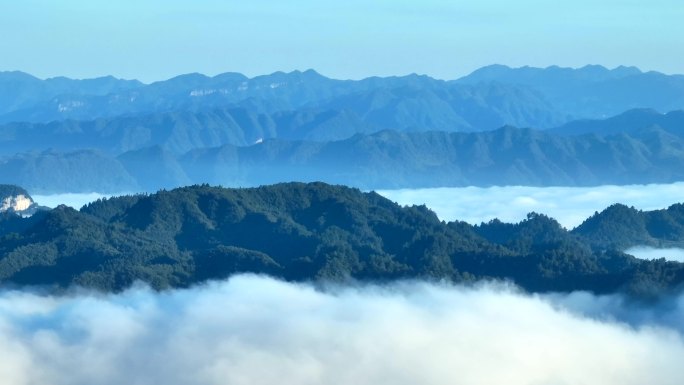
[1,63,675,84]
[2,1,682,82]
[3,2,684,383]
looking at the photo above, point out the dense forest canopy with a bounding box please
[0,182,681,298]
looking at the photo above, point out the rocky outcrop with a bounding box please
[1,194,33,212]
[0,185,40,215]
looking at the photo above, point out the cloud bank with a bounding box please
[32,193,120,210]
[1,275,683,385]
[625,246,684,263]
[378,182,684,228]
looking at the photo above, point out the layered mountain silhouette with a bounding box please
[2,108,683,192]
[3,65,684,129]
[0,69,561,130]
[2,64,683,296]
[1,65,683,192]
[456,64,684,118]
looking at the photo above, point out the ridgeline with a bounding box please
[0,182,682,297]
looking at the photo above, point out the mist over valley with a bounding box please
[2,1,684,382]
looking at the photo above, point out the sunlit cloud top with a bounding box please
[1,275,684,385]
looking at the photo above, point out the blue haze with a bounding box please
[1,1,682,82]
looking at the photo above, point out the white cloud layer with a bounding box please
[378,182,684,229]
[1,275,683,385]
[625,246,684,263]
[32,193,121,210]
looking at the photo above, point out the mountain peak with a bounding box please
[211,72,249,82]
[613,65,642,76]
[0,70,41,83]
[457,64,645,84]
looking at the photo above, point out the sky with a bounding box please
[1,0,683,82]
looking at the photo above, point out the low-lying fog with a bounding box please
[377,182,684,229]
[377,183,684,263]
[0,275,683,385]
[625,246,684,263]
[33,192,120,209]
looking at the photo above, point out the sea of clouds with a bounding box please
[1,275,683,385]
[377,182,684,229]
[624,246,684,263]
[32,192,120,210]
[378,184,684,263]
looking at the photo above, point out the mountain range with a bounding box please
[0,183,681,297]
[2,65,684,192]
[2,66,684,296]
[457,64,684,118]
[0,69,560,131]
[2,108,683,192]
[3,64,684,129]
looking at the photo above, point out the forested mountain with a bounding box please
[0,183,680,297]
[573,203,684,249]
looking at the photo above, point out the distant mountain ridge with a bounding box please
[550,108,684,137]
[0,70,563,133]
[0,71,142,117]
[0,107,377,156]
[2,65,684,192]
[456,64,684,118]
[2,64,684,130]
[457,64,644,87]
[2,108,684,193]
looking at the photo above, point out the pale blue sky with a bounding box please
[1,0,682,82]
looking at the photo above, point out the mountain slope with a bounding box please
[0,183,681,297]
[573,203,684,249]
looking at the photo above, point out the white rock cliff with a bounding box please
[0,194,35,214]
